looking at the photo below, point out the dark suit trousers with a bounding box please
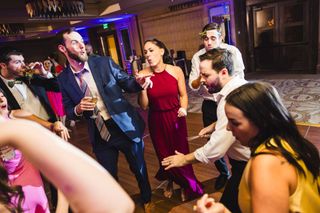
[220,158,247,213]
[92,119,152,203]
[202,99,230,177]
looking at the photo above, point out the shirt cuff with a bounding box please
[194,147,210,164]
[41,71,54,79]
[74,106,82,117]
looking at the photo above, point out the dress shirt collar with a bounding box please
[70,62,90,74]
[0,75,22,88]
[215,77,241,103]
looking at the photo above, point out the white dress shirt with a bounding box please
[188,44,245,101]
[0,75,49,120]
[71,62,111,120]
[194,77,251,163]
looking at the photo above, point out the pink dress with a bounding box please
[47,65,66,117]
[147,70,203,198]
[2,149,50,213]
[46,91,65,117]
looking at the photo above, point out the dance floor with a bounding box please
[68,111,320,213]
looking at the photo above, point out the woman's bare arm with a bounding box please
[0,120,134,213]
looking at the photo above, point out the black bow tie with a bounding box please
[7,79,23,88]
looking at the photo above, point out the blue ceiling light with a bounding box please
[94,14,134,24]
[75,26,87,31]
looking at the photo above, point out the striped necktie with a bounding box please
[74,69,111,141]
[74,69,89,94]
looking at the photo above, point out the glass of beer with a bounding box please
[89,92,98,119]
[22,65,36,79]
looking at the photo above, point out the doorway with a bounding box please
[99,31,122,66]
[248,0,315,72]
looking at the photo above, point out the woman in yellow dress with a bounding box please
[195,82,319,213]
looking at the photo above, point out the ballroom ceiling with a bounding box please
[0,0,191,42]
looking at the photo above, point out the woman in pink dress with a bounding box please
[0,89,70,212]
[43,59,66,125]
[138,39,203,201]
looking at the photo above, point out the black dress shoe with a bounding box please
[215,174,229,190]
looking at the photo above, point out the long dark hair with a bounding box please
[0,166,25,212]
[0,88,24,211]
[226,81,320,180]
[144,38,174,65]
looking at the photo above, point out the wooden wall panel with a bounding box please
[140,8,206,59]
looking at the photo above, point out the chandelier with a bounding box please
[0,24,25,38]
[25,0,85,19]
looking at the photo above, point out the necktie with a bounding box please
[74,69,111,141]
[7,80,23,88]
[74,69,89,94]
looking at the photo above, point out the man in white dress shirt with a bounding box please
[163,48,250,213]
[188,23,245,191]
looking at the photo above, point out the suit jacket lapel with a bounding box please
[65,66,84,98]
[0,77,21,109]
[88,58,100,86]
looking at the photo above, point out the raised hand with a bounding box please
[135,73,154,89]
[28,62,47,75]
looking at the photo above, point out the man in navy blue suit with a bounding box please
[56,28,154,212]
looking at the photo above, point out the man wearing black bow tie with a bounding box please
[0,47,62,209]
[0,48,59,122]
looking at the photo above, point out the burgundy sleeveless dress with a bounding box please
[147,70,203,197]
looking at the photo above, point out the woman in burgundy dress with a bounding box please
[138,39,203,201]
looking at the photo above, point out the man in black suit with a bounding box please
[0,48,59,122]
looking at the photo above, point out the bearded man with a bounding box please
[56,28,154,212]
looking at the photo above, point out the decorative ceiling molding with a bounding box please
[25,0,85,19]
[0,23,25,37]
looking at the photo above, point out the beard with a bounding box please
[207,85,222,94]
[206,78,222,94]
[66,48,88,63]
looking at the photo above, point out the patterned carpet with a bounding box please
[262,79,320,125]
[125,78,320,125]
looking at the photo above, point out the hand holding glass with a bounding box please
[86,91,98,119]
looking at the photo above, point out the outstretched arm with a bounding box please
[0,120,134,213]
[162,151,199,170]
[11,110,70,141]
